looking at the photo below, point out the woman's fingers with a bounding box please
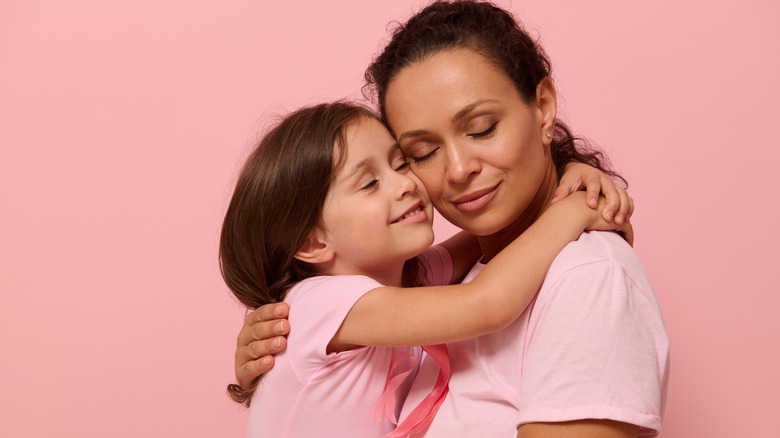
[235,336,288,388]
[234,302,290,388]
[237,303,290,347]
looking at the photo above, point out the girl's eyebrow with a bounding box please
[342,158,370,181]
[341,139,402,181]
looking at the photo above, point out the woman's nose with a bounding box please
[445,141,481,183]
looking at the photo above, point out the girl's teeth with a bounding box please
[398,207,421,222]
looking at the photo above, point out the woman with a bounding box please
[234,1,668,437]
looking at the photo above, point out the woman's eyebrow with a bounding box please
[397,129,428,143]
[396,99,500,143]
[450,99,499,123]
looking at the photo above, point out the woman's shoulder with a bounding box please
[548,231,644,274]
[542,231,655,303]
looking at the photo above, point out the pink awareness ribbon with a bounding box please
[382,344,450,438]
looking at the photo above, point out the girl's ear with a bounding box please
[294,229,335,264]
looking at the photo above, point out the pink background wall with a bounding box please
[2,1,778,436]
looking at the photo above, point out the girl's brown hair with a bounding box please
[220,101,371,404]
[364,0,625,184]
[220,101,425,405]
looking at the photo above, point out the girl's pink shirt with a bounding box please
[246,246,452,437]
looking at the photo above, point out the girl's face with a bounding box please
[384,48,558,238]
[318,116,434,283]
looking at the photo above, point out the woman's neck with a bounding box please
[478,160,559,263]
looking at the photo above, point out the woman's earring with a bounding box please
[545,132,552,139]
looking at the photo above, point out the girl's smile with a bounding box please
[316,116,434,286]
[391,201,427,224]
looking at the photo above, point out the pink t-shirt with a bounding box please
[246,247,452,437]
[400,231,670,437]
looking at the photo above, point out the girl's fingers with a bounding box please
[626,196,635,223]
[550,180,579,204]
[615,188,633,225]
[621,223,635,247]
[601,174,621,221]
[582,173,602,210]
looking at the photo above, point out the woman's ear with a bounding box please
[535,77,558,146]
[294,229,335,264]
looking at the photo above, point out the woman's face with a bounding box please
[384,48,558,237]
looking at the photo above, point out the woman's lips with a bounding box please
[452,184,499,213]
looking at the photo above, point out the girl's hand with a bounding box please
[585,195,635,246]
[551,162,634,225]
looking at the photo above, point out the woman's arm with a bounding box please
[329,192,625,351]
[232,302,289,390]
[518,420,640,438]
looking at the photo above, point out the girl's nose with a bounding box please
[394,171,418,199]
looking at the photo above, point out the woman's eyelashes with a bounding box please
[411,148,439,164]
[408,122,497,163]
[468,122,497,139]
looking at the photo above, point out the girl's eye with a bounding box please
[395,160,411,172]
[361,179,379,190]
[411,148,439,163]
[468,122,497,139]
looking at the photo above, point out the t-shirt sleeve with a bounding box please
[418,245,454,286]
[284,275,385,381]
[516,258,670,436]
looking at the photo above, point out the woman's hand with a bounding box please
[551,162,634,225]
[233,302,290,389]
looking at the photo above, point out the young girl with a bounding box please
[219,101,630,437]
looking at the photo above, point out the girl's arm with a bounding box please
[551,162,634,225]
[434,162,632,285]
[436,231,481,284]
[330,192,625,351]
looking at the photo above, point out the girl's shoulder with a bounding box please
[285,275,385,307]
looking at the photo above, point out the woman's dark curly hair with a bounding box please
[364,0,624,184]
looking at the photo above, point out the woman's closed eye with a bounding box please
[468,122,497,139]
[411,147,439,164]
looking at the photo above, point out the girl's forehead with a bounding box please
[336,117,400,174]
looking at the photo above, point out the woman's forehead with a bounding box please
[384,49,520,127]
